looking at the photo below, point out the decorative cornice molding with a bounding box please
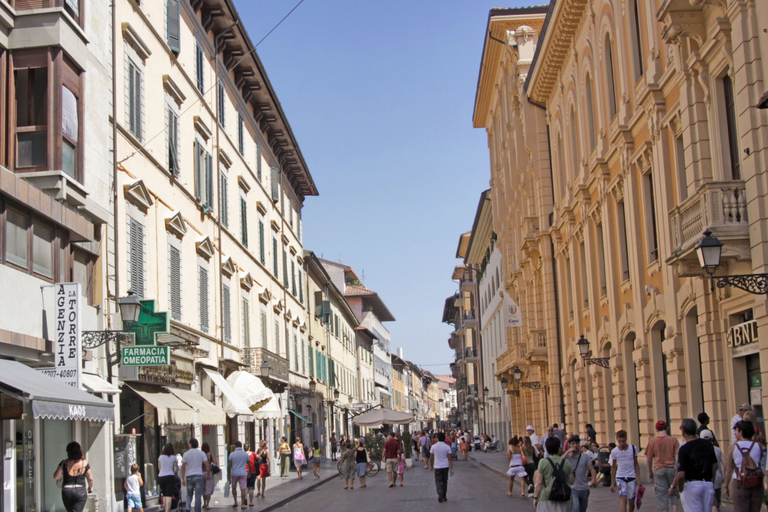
[122,22,152,60]
[165,211,187,238]
[124,179,153,210]
[196,236,215,260]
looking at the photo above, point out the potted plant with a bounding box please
[401,431,413,468]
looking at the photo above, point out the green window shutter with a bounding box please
[273,238,278,276]
[308,345,313,378]
[259,220,265,264]
[219,172,228,228]
[256,144,262,182]
[242,298,250,347]
[167,107,179,176]
[270,167,280,202]
[167,0,180,53]
[169,246,181,320]
[283,249,288,287]
[218,82,225,127]
[196,43,204,93]
[291,261,296,296]
[194,141,202,202]
[205,152,214,210]
[199,267,208,332]
[240,198,248,247]
[293,334,298,372]
[222,284,231,342]
[237,113,244,155]
[298,270,303,304]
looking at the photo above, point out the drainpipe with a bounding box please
[110,0,118,396]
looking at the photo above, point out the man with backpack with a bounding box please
[724,420,764,511]
[533,436,574,510]
[610,430,642,512]
[674,418,717,512]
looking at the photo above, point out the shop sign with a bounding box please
[121,345,170,366]
[750,375,762,388]
[727,320,759,357]
[55,283,82,389]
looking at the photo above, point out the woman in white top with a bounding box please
[724,420,764,512]
[506,436,527,497]
[157,443,178,512]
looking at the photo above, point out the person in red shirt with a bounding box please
[383,432,402,488]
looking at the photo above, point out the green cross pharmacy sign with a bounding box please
[120,300,170,366]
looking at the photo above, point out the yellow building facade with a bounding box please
[475,1,768,447]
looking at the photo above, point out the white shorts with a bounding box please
[507,465,527,478]
[616,478,637,500]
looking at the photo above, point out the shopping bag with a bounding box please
[224,481,230,499]
[636,484,646,509]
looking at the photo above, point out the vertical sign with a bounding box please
[503,292,523,327]
[55,283,82,389]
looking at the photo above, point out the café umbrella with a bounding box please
[351,408,414,427]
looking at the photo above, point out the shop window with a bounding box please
[32,220,54,278]
[15,67,48,169]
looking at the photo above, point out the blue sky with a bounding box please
[233,0,529,374]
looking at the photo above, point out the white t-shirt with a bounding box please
[182,448,208,476]
[125,473,141,494]
[732,441,762,479]
[158,454,177,477]
[430,442,453,469]
[731,414,743,444]
[530,433,541,455]
[609,445,637,479]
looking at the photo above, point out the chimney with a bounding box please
[397,347,403,359]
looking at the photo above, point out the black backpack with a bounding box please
[547,458,572,502]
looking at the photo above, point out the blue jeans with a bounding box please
[185,474,204,512]
[572,488,590,512]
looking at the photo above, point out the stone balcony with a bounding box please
[242,346,289,393]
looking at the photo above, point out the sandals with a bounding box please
[506,492,513,496]
[343,486,348,489]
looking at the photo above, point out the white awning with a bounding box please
[203,369,253,421]
[168,388,226,426]
[81,373,120,395]
[125,383,194,425]
[252,396,281,420]
[225,371,274,412]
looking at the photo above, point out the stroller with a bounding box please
[159,475,183,511]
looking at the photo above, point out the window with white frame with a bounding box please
[195,42,204,94]
[237,113,244,155]
[219,166,229,228]
[260,307,267,349]
[194,137,214,210]
[129,216,145,298]
[126,55,143,140]
[166,101,180,176]
[169,243,181,320]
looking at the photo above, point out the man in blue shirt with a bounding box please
[229,441,251,509]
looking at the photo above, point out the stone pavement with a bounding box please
[147,458,339,511]
[467,448,735,511]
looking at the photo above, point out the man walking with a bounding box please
[419,431,431,468]
[383,432,401,488]
[565,435,597,512]
[731,403,751,443]
[553,424,566,446]
[430,432,454,503]
[180,438,209,512]
[610,430,642,512]
[645,421,680,512]
[542,426,558,458]
[228,440,250,509]
[675,418,717,511]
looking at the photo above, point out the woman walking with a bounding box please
[341,442,356,490]
[53,441,93,512]
[355,438,369,488]
[200,442,217,510]
[293,437,306,479]
[330,434,338,461]
[460,436,468,461]
[257,441,270,498]
[522,436,537,497]
[724,420,764,512]
[311,441,322,478]
[157,443,178,512]
[247,444,260,503]
[279,437,291,477]
[506,437,527,497]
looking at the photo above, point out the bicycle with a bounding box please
[337,455,381,477]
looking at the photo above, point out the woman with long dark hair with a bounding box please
[53,441,93,512]
[157,443,178,512]
[201,442,217,510]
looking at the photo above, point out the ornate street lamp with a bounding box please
[117,290,142,324]
[512,365,541,389]
[576,335,610,368]
[260,359,271,379]
[697,230,768,294]
[309,378,317,394]
[333,388,340,400]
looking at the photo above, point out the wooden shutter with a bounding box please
[243,298,251,348]
[219,172,228,227]
[170,246,181,320]
[291,261,296,296]
[240,197,248,247]
[218,82,225,127]
[167,0,180,53]
[199,267,208,332]
[273,238,278,276]
[256,144,262,181]
[259,220,265,263]
[298,270,303,303]
[261,311,267,348]
[308,346,314,378]
[222,285,231,342]
[270,167,279,202]
[196,44,204,92]
[238,114,244,155]
[194,141,202,201]
[129,219,144,298]
[168,107,179,175]
[205,152,213,210]
[282,248,288,287]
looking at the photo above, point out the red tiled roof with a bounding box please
[344,285,376,296]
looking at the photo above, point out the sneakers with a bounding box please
[527,484,534,495]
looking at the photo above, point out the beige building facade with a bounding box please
[475,0,768,448]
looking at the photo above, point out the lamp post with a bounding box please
[513,366,541,389]
[696,230,768,294]
[260,360,271,379]
[575,335,610,368]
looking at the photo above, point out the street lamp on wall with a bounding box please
[513,366,541,389]
[696,230,768,294]
[576,335,610,368]
[260,360,271,379]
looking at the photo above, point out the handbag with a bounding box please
[56,460,65,489]
[210,461,221,475]
[521,454,528,465]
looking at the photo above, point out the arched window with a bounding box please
[570,107,580,178]
[630,0,644,82]
[605,33,618,119]
[585,73,597,150]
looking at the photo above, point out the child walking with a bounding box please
[125,464,144,512]
[397,452,407,486]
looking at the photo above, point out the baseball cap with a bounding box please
[700,429,714,440]
[740,403,752,410]
[655,421,667,430]
[526,425,534,431]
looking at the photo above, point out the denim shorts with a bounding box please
[126,492,142,509]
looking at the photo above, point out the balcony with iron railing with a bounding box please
[460,273,475,292]
[463,310,477,328]
[464,347,478,360]
[242,346,289,384]
[669,181,749,259]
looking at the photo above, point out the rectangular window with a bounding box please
[32,221,53,278]
[219,170,228,228]
[14,67,48,168]
[644,172,659,263]
[240,197,248,247]
[298,270,303,304]
[61,86,78,179]
[194,141,214,210]
[274,319,280,356]
[283,248,288,287]
[167,0,180,53]
[675,135,687,202]
[579,241,588,307]
[237,113,244,155]
[6,208,28,269]
[273,237,278,276]
[169,246,181,320]
[223,284,231,343]
[617,201,630,281]
[195,43,204,94]
[256,144,263,182]
[127,61,142,140]
[261,310,267,348]
[259,219,265,264]
[285,326,290,367]
[288,199,293,229]
[129,219,144,297]
[301,337,306,375]
[199,266,208,332]
[242,297,250,348]
[217,81,225,127]
[293,333,298,372]
[723,75,741,180]
[565,258,573,318]
[308,344,313,378]
[291,260,296,296]
[270,167,280,202]
[167,106,179,176]
[596,223,607,296]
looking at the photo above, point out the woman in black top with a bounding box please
[53,442,94,512]
[355,438,369,488]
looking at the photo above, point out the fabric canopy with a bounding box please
[81,372,120,395]
[0,360,114,422]
[203,369,253,421]
[126,383,195,425]
[225,371,274,412]
[289,409,312,425]
[251,396,281,420]
[351,408,414,426]
[168,388,226,426]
